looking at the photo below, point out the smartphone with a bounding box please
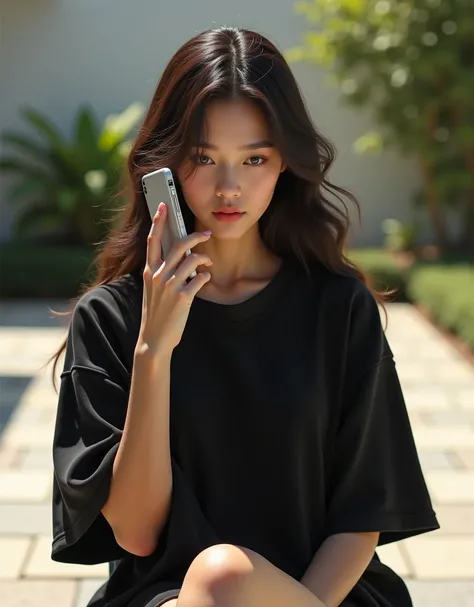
[141,168,196,278]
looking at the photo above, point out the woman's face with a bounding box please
[177,98,285,239]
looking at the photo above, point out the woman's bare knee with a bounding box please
[184,543,255,594]
[177,543,322,607]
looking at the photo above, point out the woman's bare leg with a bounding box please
[173,544,324,607]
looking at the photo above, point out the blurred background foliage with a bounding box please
[0,102,144,246]
[287,0,474,254]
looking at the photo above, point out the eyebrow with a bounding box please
[196,139,275,151]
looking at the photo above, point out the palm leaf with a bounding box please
[99,101,144,151]
[0,157,52,180]
[13,203,64,241]
[20,106,66,149]
[6,178,52,204]
[0,131,48,160]
[74,106,99,149]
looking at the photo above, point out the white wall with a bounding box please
[0,0,422,246]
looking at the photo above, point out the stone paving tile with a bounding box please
[417,451,456,471]
[18,447,54,470]
[445,450,468,470]
[405,580,474,607]
[405,411,431,428]
[1,420,56,448]
[376,543,410,577]
[427,410,474,426]
[16,377,60,412]
[454,389,474,409]
[0,580,77,607]
[0,504,52,535]
[425,362,474,382]
[411,426,474,449]
[0,299,70,327]
[0,471,52,502]
[453,449,474,469]
[77,578,108,607]
[402,535,474,579]
[0,537,31,579]
[24,536,109,579]
[433,505,474,534]
[9,405,54,425]
[402,389,453,410]
[0,446,22,469]
[0,328,65,376]
[425,470,474,505]
[17,388,58,412]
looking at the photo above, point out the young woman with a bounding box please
[50,27,439,607]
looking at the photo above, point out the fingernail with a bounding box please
[157,202,165,215]
[203,230,212,236]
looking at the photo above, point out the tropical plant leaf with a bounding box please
[6,178,52,204]
[99,101,144,151]
[0,131,48,160]
[74,106,99,151]
[13,203,63,241]
[0,157,51,180]
[20,106,66,150]
[57,188,80,213]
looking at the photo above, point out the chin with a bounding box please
[213,221,259,240]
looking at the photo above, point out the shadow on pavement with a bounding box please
[0,300,71,328]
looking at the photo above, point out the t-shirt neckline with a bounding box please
[191,259,295,323]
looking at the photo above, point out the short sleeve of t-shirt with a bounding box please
[51,277,221,574]
[326,283,439,544]
[51,280,139,564]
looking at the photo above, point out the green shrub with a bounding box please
[407,263,474,349]
[348,248,408,300]
[0,244,96,298]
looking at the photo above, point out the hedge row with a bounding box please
[349,249,474,351]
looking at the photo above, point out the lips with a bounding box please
[213,207,243,214]
[212,208,245,222]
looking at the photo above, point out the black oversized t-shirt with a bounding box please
[51,260,439,607]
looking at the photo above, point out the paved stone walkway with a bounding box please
[0,300,473,606]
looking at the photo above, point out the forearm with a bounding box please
[102,347,173,556]
[300,532,379,607]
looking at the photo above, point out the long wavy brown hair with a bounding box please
[48,26,393,389]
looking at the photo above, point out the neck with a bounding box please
[193,224,280,290]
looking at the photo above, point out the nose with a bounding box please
[215,168,241,199]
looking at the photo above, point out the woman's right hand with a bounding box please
[136,202,213,356]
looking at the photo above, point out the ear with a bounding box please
[280,163,287,173]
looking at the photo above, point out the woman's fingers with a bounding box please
[168,253,213,285]
[162,230,212,272]
[146,203,167,272]
[183,271,212,297]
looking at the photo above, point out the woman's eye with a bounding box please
[194,155,213,165]
[245,156,266,166]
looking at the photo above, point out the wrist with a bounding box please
[134,341,174,366]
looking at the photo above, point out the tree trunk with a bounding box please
[461,147,474,253]
[419,157,449,251]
